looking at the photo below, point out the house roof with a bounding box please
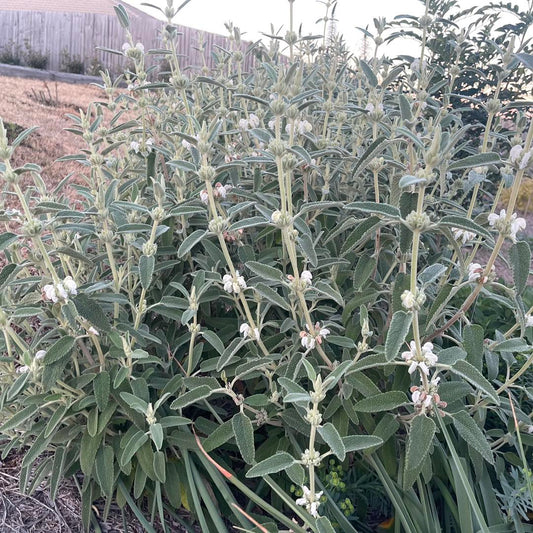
[0,0,156,18]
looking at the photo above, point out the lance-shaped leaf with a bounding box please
[318,423,346,461]
[177,229,207,258]
[510,241,530,295]
[170,385,213,410]
[403,414,436,490]
[385,311,412,361]
[452,410,493,464]
[354,391,408,412]
[232,412,255,464]
[448,360,499,405]
[246,261,283,282]
[139,254,155,290]
[245,452,296,478]
[448,152,501,171]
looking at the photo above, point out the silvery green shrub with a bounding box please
[1,1,533,531]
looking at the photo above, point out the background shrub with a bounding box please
[0,40,22,65]
[23,39,48,70]
[60,49,85,74]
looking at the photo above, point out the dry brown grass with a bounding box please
[0,75,106,191]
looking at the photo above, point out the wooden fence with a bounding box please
[0,9,255,75]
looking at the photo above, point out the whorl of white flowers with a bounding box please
[401,341,438,375]
[238,113,260,131]
[487,209,526,243]
[42,276,78,303]
[222,271,247,294]
[401,288,426,311]
[240,322,260,341]
[509,144,532,170]
[467,263,492,284]
[285,119,313,135]
[452,227,476,245]
[300,322,330,351]
[295,486,323,518]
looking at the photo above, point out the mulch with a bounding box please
[0,452,194,533]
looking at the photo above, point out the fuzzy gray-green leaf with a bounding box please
[232,412,255,464]
[354,391,408,412]
[42,336,76,365]
[385,311,412,361]
[452,410,493,464]
[318,423,346,461]
[93,371,110,412]
[510,241,530,295]
[403,414,436,490]
[177,229,207,258]
[342,435,383,452]
[139,254,155,290]
[245,452,295,478]
[246,261,283,282]
[449,360,499,405]
[170,385,212,410]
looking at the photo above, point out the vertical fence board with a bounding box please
[0,9,256,74]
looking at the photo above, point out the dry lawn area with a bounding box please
[0,75,107,189]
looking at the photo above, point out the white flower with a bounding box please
[526,314,533,327]
[223,271,247,294]
[318,326,330,338]
[240,323,251,337]
[122,42,131,52]
[411,389,421,404]
[467,263,483,282]
[240,322,260,340]
[88,327,99,336]
[300,322,329,351]
[182,139,192,150]
[43,277,77,303]
[365,103,375,112]
[487,209,505,227]
[63,276,77,296]
[130,141,140,153]
[297,120,312,135]
[271,210,282,224]
[401,341,438,375]
[35,350,46,360]
[401,290,417,310]
[401,288,426,311]
[248,113,260,128]
[16,365,30,373]
[488,209,526,242]
[200,189,209,204]
[430,375,441,387]
[452,227,476,245]
[238,118,249,130]
[511,215,527,241]
[295,486,323,518]
[521,151,532,170]
[215,183,230,199]
[223,274,234,293]
[268,118,276,130]
[135,42,145,53]
[528,425,533,434]
[300,333,316,350]
[510,145,523,163]
[510,145,533,170]
[300,270,313,285]
[467,263,495,283]
[43,284,58,303]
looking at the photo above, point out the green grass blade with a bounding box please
[436,414,489,532]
